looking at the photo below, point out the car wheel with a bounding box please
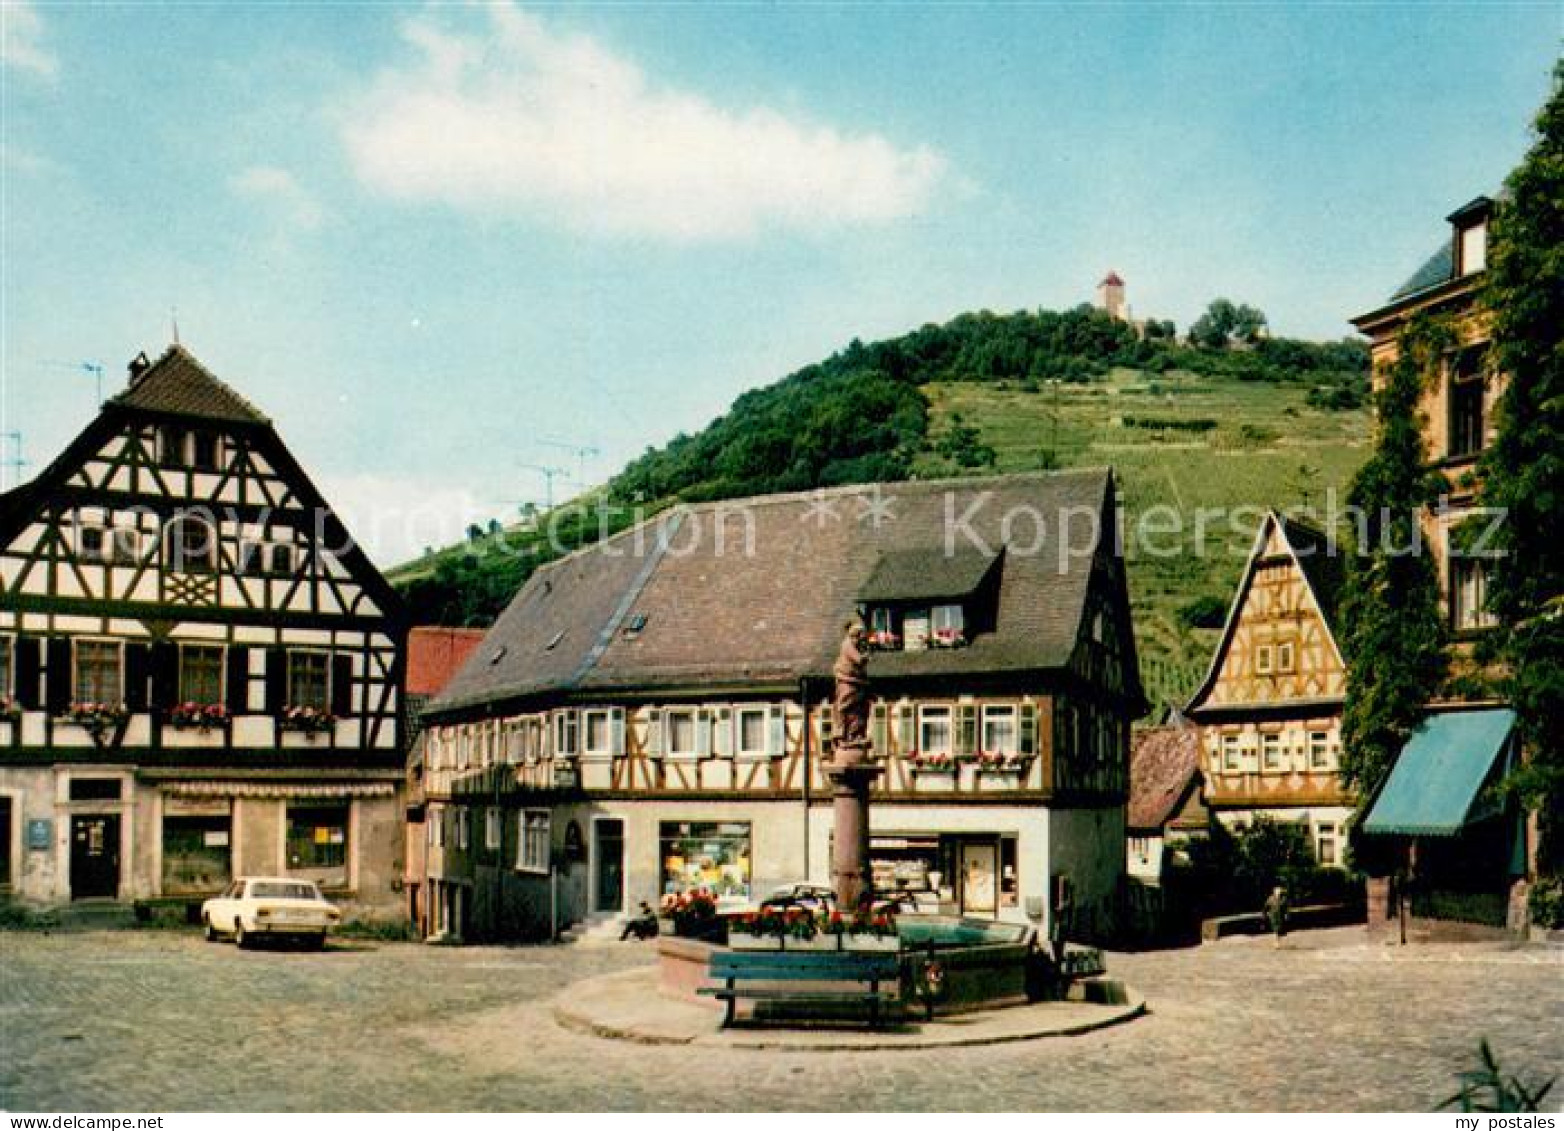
[203,916,218,942]
[234,922,250,949]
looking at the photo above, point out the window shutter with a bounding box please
[225,646,248,713]
[696,708,712,758]
[958,704,978,756]
[871,702,888,757]
[767,705,785,757]
[644,708,662,757]
[895,703,915,754]
[1020,703,1037,756]
[714,708,733,757]
[124,644,150,712]
[265,648,287,713]
[331,654,354,717]
[609,707,625,756]
[150,642,178,710]
[14,636,41,709]
[46,637,72,713]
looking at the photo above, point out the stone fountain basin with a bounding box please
[658,914,1042,1015]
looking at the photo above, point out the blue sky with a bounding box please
[2,1,1559,564]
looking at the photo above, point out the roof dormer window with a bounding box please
[1447,196,1493,278]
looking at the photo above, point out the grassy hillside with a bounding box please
[389,307,1369,713]
[918,369,1366,709]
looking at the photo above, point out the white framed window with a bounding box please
[1255,644,1273,675]
[190,431,222,472]
[178,644,225,705]
[554,710,579,758]
[78,523,108,563]
[111,527,141,566]
[485,807,502,851]
[518,810,550,873]
[455,808,470,851]
[918,705,953,754]
[165,514,217,574]
[1309,730,1333,770]
[1275,641,1295,674]
[981,705,1017,755]
[1451,558,1498,632]
[583,709,611,756]
[665,708,698,758]
[73,640,123,705]
[158,426,187,468]
[287,650,330,712]
[1221,733,1242,772]
[735,706,768,758]
[932,604,964,634]
[1459,219,1487,276]
[1315,822,1338,866]
[1261,731,1283,771]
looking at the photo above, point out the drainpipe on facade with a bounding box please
[800,676,813,881]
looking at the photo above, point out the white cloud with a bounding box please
[230,165,326,231]
[341,4,947,240]
[1,0,58,79]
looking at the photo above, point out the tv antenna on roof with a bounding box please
[0,431,27,491]
[539,438,601,488]
[41,359,107,406]
[518,463,567,511]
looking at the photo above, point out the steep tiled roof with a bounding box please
[407,627,487,698]
[1128,724,1201,831]
[1277,515,1347,632]
[431,469,1130,713]
[111,344,270,424]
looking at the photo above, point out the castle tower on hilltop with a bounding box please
[1097,270,1128,322]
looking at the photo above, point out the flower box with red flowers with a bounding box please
[907,750,956,773]
[929,628,967,649]
[279,705,336,734]
[866,630,901,651]
[167,702,230,731]
[974,750,1030,773]
[660,887,723,940]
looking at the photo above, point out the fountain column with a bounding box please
[827,740,882,909]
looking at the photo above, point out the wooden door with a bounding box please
[70,814,120,900]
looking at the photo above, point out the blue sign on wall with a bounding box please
[27,818,51,851]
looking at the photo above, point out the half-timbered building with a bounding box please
[0,346,407,918]
[1185,511,1353,865]
[415,469,1144,945]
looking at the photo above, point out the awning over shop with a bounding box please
[1362,707,1516,836]
[161,781,396,800]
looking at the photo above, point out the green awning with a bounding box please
[1362,708,1516,836]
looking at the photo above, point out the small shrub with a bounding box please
[1529,875,1564,929]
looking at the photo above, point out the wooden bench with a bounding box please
[698,950,901,1029]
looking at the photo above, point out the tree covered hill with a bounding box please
[392,302,1370,711]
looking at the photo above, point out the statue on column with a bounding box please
[832,620,871,764]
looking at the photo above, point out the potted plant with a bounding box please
[660,888,723,941]
[167,701,230,731]
[867,629,901,651]
[726,908,785,950]
[930,627,966,649]
[843,907,900,952]
[908,749,957,791]
[975,749,1030,789]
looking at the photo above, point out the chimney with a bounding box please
[127,352,152,387]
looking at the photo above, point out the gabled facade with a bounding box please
[0,346,407,917]
[1126,723,1206,883]
[415,469,1144,945]
[1185,511,1352,865]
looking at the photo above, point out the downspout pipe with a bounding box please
[800,676,813,882]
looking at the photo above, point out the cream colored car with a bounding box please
[202,877,342,950]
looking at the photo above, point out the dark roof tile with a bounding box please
[112,344,271,424]
[1128,724,1202,831]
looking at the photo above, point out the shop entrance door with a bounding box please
[593,819,624,913]
[960,840,998,917]
[70,814,120,900]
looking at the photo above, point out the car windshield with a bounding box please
[249,882,321,901]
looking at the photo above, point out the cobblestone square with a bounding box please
[0,927,1558,1111]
